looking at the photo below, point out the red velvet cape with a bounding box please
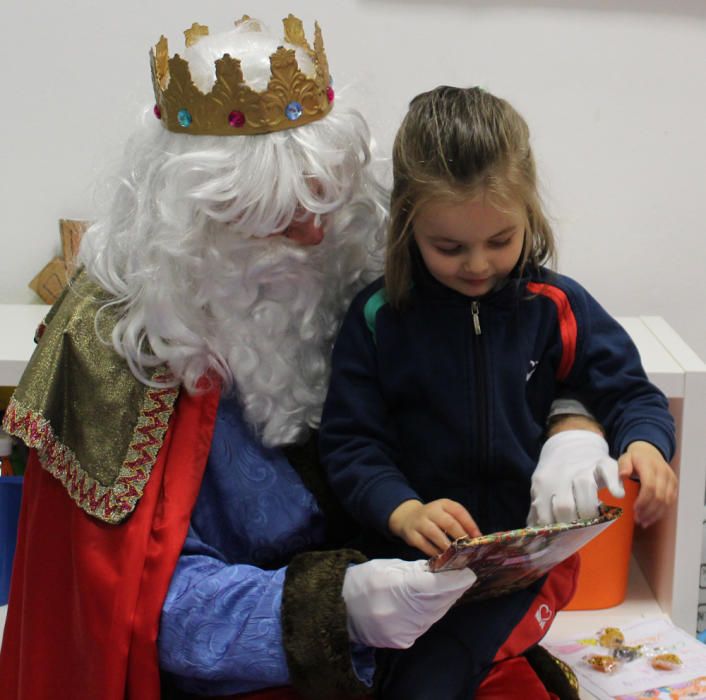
[0,388,221,699]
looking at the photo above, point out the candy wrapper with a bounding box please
[545,617,706,699]
[583,627,685,674]
[648,651,683,671]
[598,627,625,649]
[585,654,622,674]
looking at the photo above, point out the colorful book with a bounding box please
[429,506,621,600]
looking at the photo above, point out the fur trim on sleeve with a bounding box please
[282,549,371,699]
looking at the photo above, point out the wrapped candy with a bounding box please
[598,627,625,649]
[649,652,683,671]
[585,654,621,674]
[612,644,642,662]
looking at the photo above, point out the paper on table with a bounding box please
[614,676,706,700]
[428,505,621,601]
[544,617,706,698]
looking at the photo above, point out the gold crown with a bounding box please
[150,15,334,136]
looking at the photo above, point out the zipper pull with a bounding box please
[471,301,481,335]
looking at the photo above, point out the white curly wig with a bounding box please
[79,19,387,446]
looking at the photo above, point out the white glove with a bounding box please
[342,558,477,649]
[527,430,625,526]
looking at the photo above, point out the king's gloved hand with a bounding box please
[527,430,625,526]
[342,558,476,649]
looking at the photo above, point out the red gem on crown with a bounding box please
[229,110,246,128]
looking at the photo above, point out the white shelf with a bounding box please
[615,317,685,398]
[615,316,706,635]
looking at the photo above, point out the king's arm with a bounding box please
[158,431,374,697]
[158,538,373,698]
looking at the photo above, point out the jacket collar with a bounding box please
[409,241,530,308]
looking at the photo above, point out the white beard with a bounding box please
[78,88,387,435]
[201,214,375,447]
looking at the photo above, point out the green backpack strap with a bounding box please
[363,288,388,344]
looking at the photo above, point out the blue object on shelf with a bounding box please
[0,476,23,605]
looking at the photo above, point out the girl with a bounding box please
[319,86,677,698]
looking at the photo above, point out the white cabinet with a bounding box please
[546,317,706,646]
[617,317,706,636]
[545,319,706,700]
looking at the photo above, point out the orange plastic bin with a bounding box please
[565,478,640,610]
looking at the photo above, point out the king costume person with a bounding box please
[1,15,582,700]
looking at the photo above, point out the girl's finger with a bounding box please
[421,520,455,555]
[437,512,469,541]
[408,531,440,558]
[617,453,634,480]
[443,501,481,537]
[633,465,656,516]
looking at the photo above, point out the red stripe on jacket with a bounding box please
[491,554,580,664]
[526,282,578,381]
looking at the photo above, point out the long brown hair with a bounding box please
[386,86,555,306]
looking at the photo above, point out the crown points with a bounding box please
[154,36,169,90]
[151,15,333,136]
[283,14,309,51]
[234,15,263,31]
[313,23,329,78]
[184,23,209,48]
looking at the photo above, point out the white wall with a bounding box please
[2,1,705,360]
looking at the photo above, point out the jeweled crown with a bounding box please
[150,15,334,136]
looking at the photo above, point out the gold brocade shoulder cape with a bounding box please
[1,271,179,524]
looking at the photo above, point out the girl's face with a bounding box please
[413,194,525,298]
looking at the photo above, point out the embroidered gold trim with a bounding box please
[553,655,579,691]
[2,374,179,524]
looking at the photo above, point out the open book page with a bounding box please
[428,505,621,600]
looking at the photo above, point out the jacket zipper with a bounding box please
[472,301,481,336]
[471,301,489,529]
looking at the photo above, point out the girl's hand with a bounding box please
[619,441,678,528]
[388,498,481,557]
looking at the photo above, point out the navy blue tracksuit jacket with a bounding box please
[319,256,675,698]
[320,261,675,540]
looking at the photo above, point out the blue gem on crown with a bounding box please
[177,109,193,128]
[285,101,303,121]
